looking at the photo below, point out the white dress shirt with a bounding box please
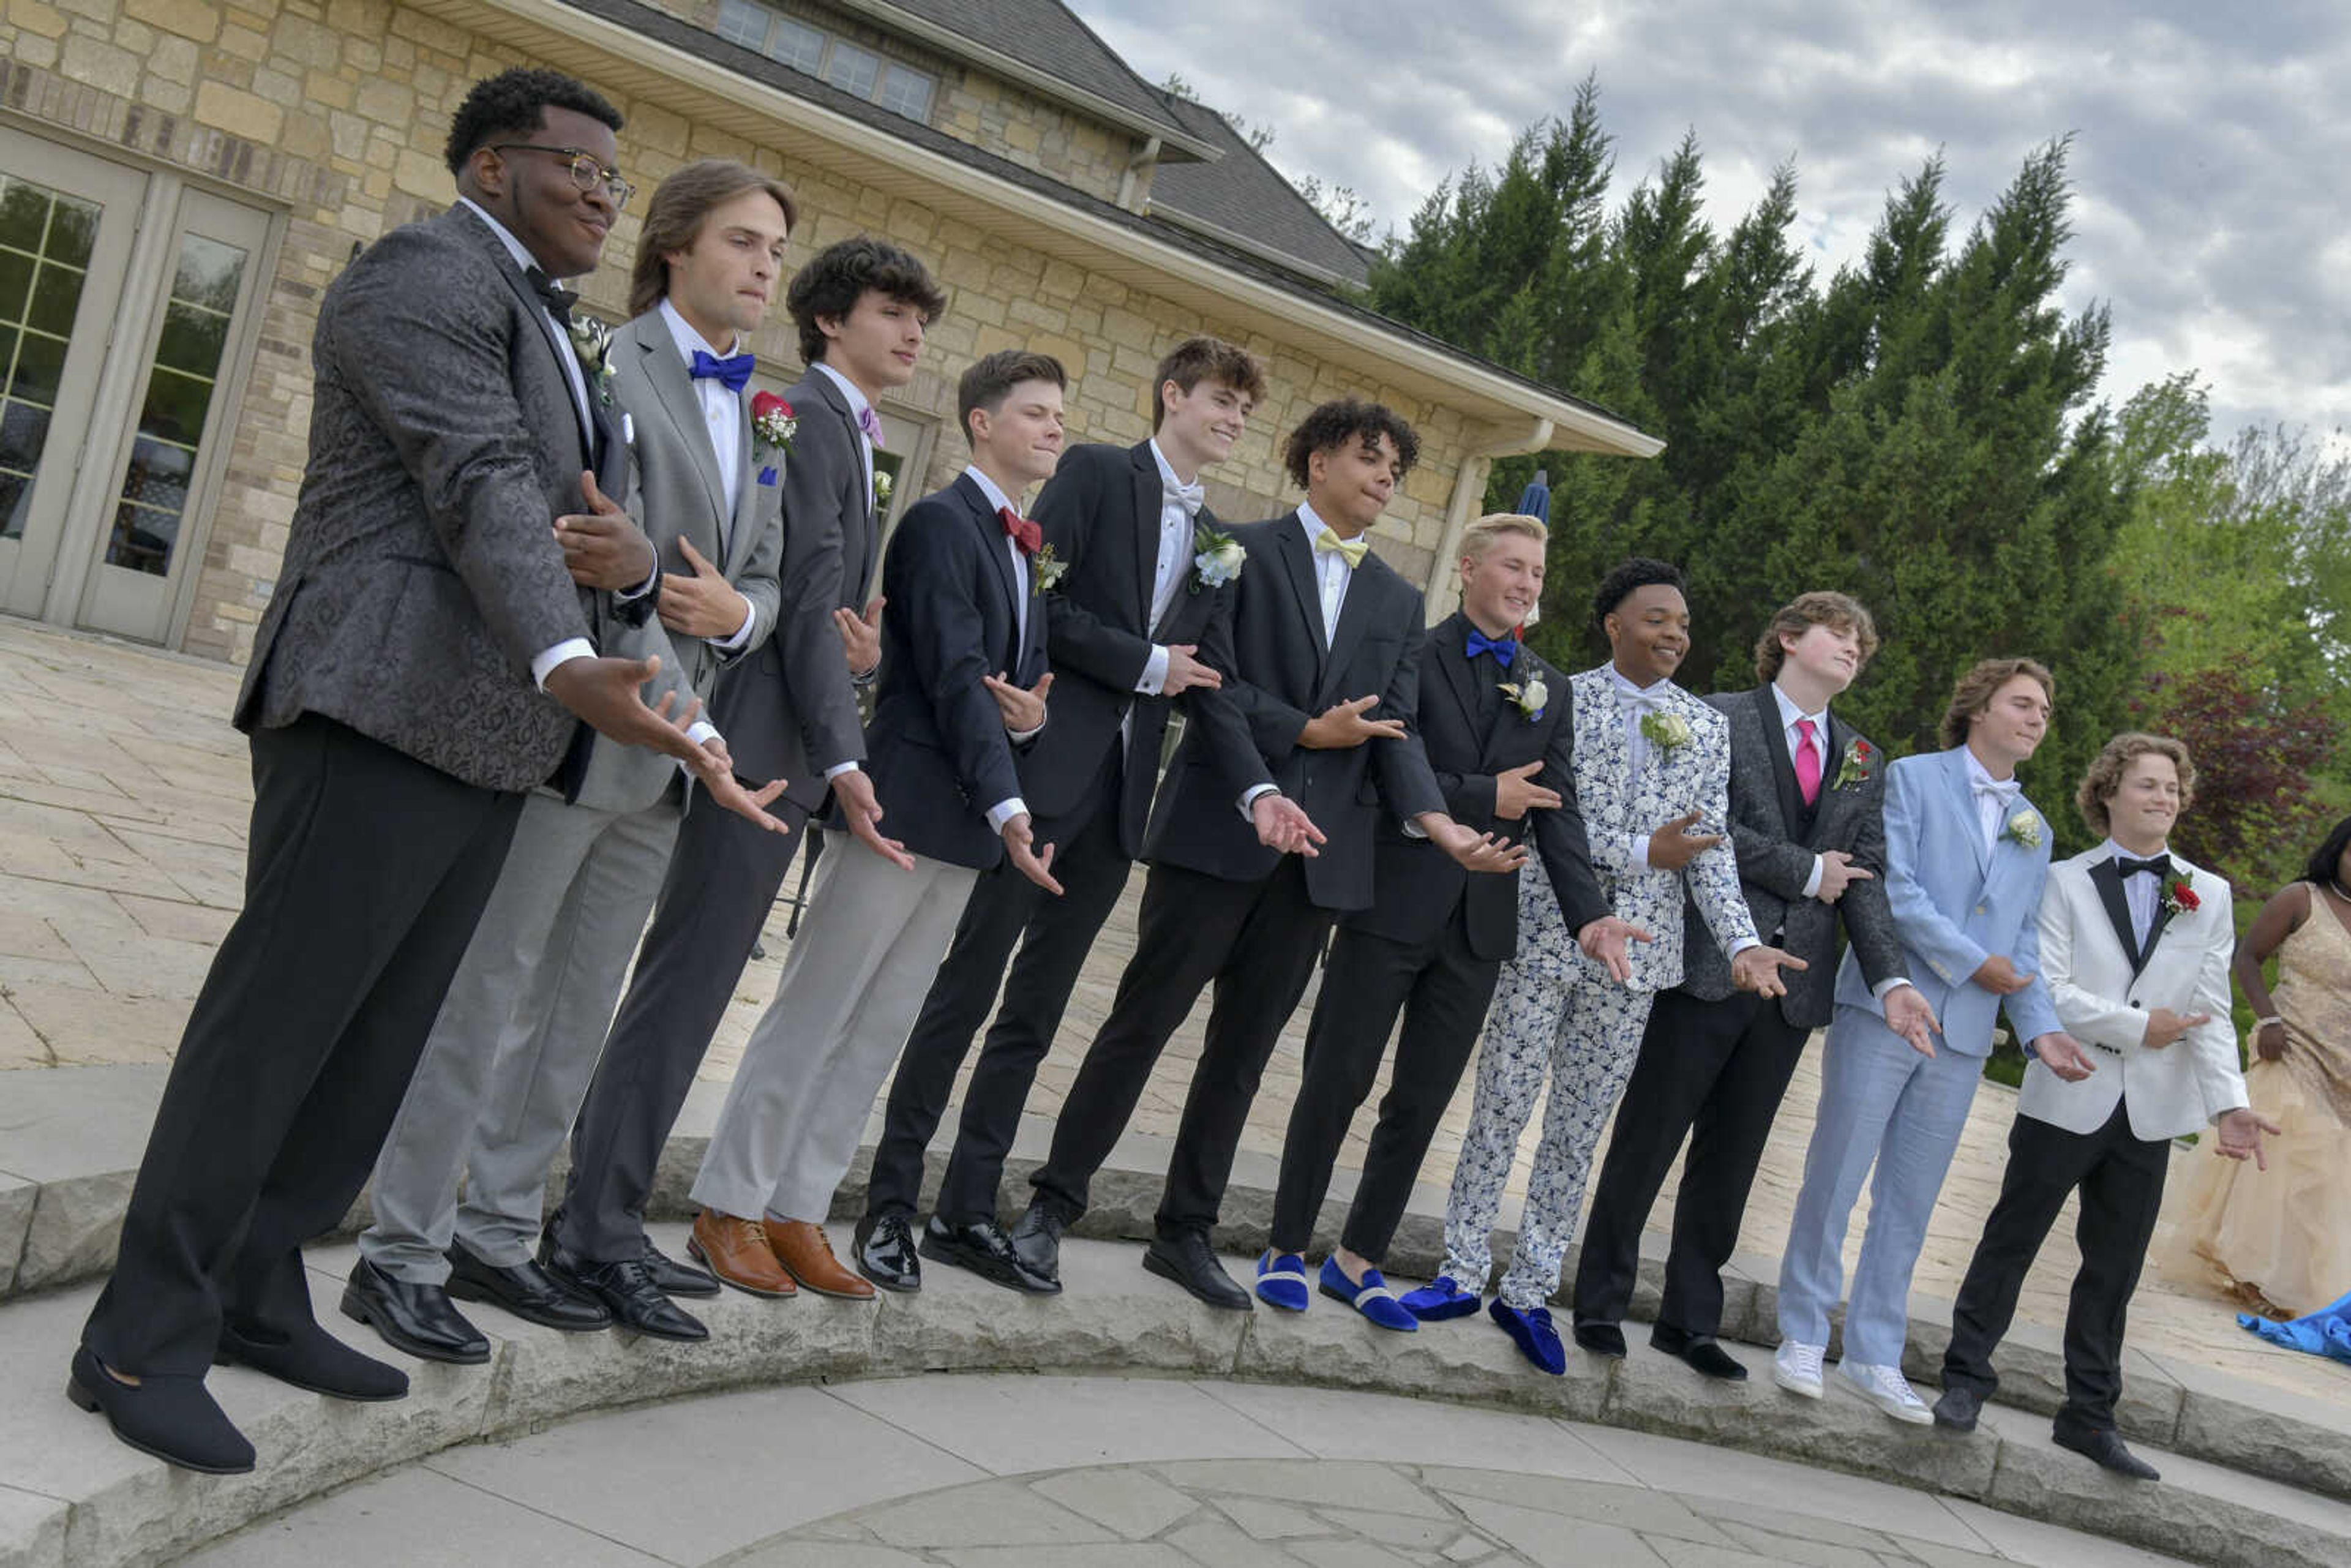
[1964,748,2024,853]
[1134,438,1198,696]
[959,463,1036,833]
[2101,837,2169,949]
[1293,501,1356,648]
[1610,666,1672,871]
[654,299,754,653]
[812,359,882,781]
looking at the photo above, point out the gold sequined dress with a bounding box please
[2161,898,2351,1317]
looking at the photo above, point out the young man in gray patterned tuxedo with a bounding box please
[348,160,795,1360]
[67,70,783,1474]
[1423,558,1801,1375]
[1573,591,1938,1380]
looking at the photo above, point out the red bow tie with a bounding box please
[999,506,1041,555]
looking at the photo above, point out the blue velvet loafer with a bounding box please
[1254,1249,1311,1311]
[1489,1298,1567,1375]
[1317,1257,1417,1332]
[1400,1274,1482,1322]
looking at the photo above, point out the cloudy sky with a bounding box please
[1071,0,2350,446]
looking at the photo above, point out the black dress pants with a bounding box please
[865,749,1134,1226]
[1941,1101,2170,1438]
[554,781,808,1261]
[1031,857,1332,1238]
[1573,986,1811,1337]
[83,716,522,1375]
[1270,901,1498,1261]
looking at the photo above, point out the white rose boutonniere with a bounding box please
[1639,710,1692,751]
[2002,809,2042,849]
[1499,676,1549,721]
[872,470,893,506]
[1190,523,1245,593]
[567,315,615,405]
[1032,542,1068,595]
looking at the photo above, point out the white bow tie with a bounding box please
[1168,479,1205,519]
[1617,688,1665,713]
[1973,778,2021,806]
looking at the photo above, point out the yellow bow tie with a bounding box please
[1314,530,1369,568]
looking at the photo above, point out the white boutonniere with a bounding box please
[1832,737,1877,792]
[1499,675,1549,722]
[566,315,614,405]
[2002,809,2042,849]
[1190,523,1245,593]
[872,470,893,505]
[1639,710,1692,751]
[749,391,797,459]
[1032,542,1068,595]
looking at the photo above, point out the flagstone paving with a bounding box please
[0,614,2342,1411]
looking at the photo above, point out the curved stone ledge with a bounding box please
[4,1064,2349,1513]
[0,1231,2344,1568]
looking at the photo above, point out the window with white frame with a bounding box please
[712,2,938,124]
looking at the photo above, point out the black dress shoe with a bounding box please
[67,1345,255,1475]
[1933,1384,1984,1432]
[1671,1338,1748,1381]
[854,1214,923,1292]
[217,1318,408,1400]
[2054,1425,2161,1480]
[1010,1201,1064,1288]
[642,1240,721,1299]
[920,1215,1060,1294]
[1142,1231,1252,1311]
[341,1258,491,1364]
[1572,1319,1627,1359]
[541,1239,708,1342]
[448,1245,612,1331]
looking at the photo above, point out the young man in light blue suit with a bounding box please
[1775,658,2095,1422]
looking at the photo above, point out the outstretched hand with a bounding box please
[832,767,913,871]
[1575,915,1654,983]
[2214,1107,2282,1171]
[1730,943,1808,999]
[1002,811,1062,895]
[1251,792,1324,857]
[986,670,1052,733]
[834,596,883,677]
[2032,1031,2098,1082]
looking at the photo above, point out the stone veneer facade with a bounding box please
[5,0,1459,666]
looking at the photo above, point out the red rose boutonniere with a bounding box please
[2162,872,2199,918]
[751,391,796,486]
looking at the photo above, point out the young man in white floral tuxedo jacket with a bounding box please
[1573,591,1939,1381]
[1934,732,2270,1479]
[1254,515,1644,1329]
[1428,558,1801,1375]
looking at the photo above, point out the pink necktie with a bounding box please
[1794,717,1821,806]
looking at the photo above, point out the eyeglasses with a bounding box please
[492,144,635,210]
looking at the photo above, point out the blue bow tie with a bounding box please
[689,349,756,394]
[1464,629,1517,669]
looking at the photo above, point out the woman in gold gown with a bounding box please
[2162,817,2351,1338]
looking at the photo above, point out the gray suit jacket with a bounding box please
[571,311,786,814]
[706,367,876,814]
[1677,684,1905,1027]
[235,204,610,793]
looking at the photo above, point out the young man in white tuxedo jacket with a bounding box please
[1934,733,2273,1479]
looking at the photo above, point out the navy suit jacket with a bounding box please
[856,474,1050,871]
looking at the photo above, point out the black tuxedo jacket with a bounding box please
[1142,512,1444,913]
[1341,613,1608,959]
[1024,441,1258,854]
[855,474,1049,870]
[708,367,876,813]
[1678,683,1906,1027]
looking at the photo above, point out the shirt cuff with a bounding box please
[1727,936,1760,959]
[616,569,657,602]
[1627,833,1651,872]
[1136,644,1170,696]
[531,637,597,691]
[1403,818,1429,841]
[686,719,721,749]
[710,598,756,651]
[824,760,861,780]
[1238,782,1279,820]
[1802,854,1825,900]
[1010,720,1044,743]
[985,797,1027,834]
[1870,975,1916,1000]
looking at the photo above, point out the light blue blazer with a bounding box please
[1831,746,2060,1056]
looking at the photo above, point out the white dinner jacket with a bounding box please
[2022,846,2248,1140]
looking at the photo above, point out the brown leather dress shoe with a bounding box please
[689,1210,797,1298]
[764,1218,875,1300]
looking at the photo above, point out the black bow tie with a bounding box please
[2116,853,2171,881]
[525,266,577,327]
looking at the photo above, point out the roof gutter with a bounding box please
[1421,416,1555,622]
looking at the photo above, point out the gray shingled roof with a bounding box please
[869,0,1196,143]
[1144,92,1373,289]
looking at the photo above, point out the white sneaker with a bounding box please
[1772,1340,1825,1398]
[1836,1360,1933,1424]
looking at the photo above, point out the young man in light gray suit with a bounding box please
[350,161,796,1358]
[67,70,781,1476]
[561,238,946,1303]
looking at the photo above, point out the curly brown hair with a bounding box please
[1754,591,1880,684]
[1937,658,2055,751]
[1281,399,1419,489]
[2076,732,2195,838]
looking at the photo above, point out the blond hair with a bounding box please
[1460,512,1548,561]
[2077,732,2195,838]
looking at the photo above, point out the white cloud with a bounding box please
[1075,0,2350,441]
